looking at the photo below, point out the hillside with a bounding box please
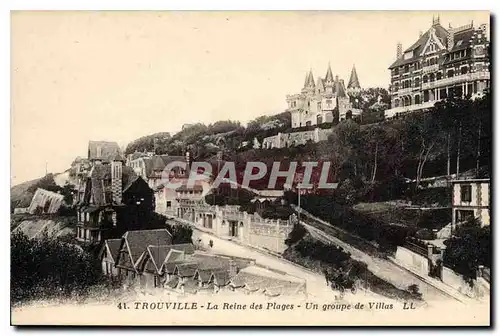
[11,213,77,241]
[10,171,76,213]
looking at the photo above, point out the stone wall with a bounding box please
[175,203,292,254]
[262,128,333,149]
[394,246,430,276]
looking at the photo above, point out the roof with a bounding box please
[123,229,173,266]
[389,23,449,68]
[146,243,196,272]
[88,164,145,206]
[211,270,231,286]
[347,65,361,89]
[451,178,490,184]
[88,141,121,162]
[140,155,185,177]
[105,239,122,263]
[194,253,232,271]
[324,63,334,83]
[303,70,315,88]
[337,79,347,97]
[194,269,213,283]
[316,77,325,91]
[112,153,126,162]
[175,263,199,277]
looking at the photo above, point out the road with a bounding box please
[294,207,457,303]
[175,218,393,302]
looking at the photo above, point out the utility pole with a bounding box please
[297,184,302,225]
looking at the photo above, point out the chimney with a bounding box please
[396,42,402,59]
[111,155,123,205]
[432,15,440,26]
[447,28,454,51]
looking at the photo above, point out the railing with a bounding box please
[397,87,414,95]
[403,241,428,257]
[421,71,490,90]
[385,101,437,118]
[422,64,439,74]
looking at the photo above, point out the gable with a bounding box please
[420,27,446,56]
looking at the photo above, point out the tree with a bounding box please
[403,112,445,190]
[11,231,101,304]
[443,217,491,283]
[362,125,389,183]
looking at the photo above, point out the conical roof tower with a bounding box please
[325,62,334,84]
[347,65,361,90]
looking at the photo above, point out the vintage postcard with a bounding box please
[10,10,491,326]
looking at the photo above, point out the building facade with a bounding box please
[261,127,333,149]
[386,17,490,119]
[75,141,155,245]
[286,64,362,128]
[451,178,490,230]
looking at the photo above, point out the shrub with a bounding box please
[284,224,307,247]
[11,231,101,304]
[415,228,436,240]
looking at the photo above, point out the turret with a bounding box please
[324,62,334,85]
[347,64,361,94]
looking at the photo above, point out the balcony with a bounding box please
[421,71,490,90]
[396,86,420,95]
[422,64,439,74]
[385,101,437,119]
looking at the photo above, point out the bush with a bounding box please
[443,218,491,282]
[415,228,436,240]
[164,222,193,244]
[11,231,101,304]
[284,224,307,247]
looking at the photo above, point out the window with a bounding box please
[166,201,172,208]
[447,69,454,78]
[414,77,420,87]
[461,66,468,75]
[456,210,474,223]
[414,95,421,105]
[317,102,321,110]
[423,90,429,102]
[404,65,409,73]
[437,72,442,80]
[326,99,332,106]
[460,185,472,202]
[154,276,160,288]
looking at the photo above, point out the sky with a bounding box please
[11,10,489,185]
